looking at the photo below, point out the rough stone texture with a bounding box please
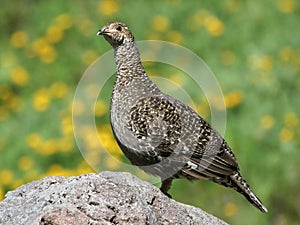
[0,171,228,225]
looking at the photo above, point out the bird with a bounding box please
[97,21,268,213]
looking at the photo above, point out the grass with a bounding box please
[1,0,300,224]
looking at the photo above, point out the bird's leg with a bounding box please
[160,177,173,198]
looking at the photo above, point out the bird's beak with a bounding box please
[97,29,104,35]
[97,29,109,35]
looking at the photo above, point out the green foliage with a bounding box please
[1,0,300,224]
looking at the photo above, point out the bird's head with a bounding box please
[97,22,134,47]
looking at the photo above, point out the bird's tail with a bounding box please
[230,172,268,213]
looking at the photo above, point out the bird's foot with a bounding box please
[161,190,172,199]
[160,178,174,198]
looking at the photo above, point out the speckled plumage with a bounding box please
[97,22,268,213]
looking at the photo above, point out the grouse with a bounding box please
[97,22,268,213]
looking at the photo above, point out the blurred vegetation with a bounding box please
[1,0,300,224]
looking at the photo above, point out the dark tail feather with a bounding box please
[230,172,268,213]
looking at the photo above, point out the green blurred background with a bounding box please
[1,0,300,224]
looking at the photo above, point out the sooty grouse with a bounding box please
[97,22,268,213]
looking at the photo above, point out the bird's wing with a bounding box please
[127,94,239,178]
[127,95,181,158]
[182,140,239,179]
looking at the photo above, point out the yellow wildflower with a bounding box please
[169,74,183,85]
[50,82,68,99]
[0,170,13,185]
[32,38,57,63]
[226,0,240,12]
[284,113,298,128]
[26,170,40,181]
[248,55,273,72]
[55,14,73,30]
[98,124,122,156]
[12,179,24,190]
[6,94,22,112]
[279,128,294,143]
[82,50,99,66]
[26,133,42,149]
[152,16,170,32]
[204,16,224,37]
[85,84,101,99]
[33,88,51,112]
[57,137,74,152]
[136,170,151,180]
[85,151,101,167]
[32,37,49,54]
[211,95,226,110]
[10,66,29,86]
[278,0,296,13]
[76,161,94,175]
[18,156,34,171]
[196,103,210,119]
[167,30,183,44]
[39,45,57,64]
[224,91,243,108]
[192,10,210,27]
[1,86,14,103]
[77,19,93,36]
[84,127,102,149]
[46,164,72,177]
[40,139,58,155]
[45,25,64,44]
[260,55,273,71]
[104,156,121,170]
[94,100,107,117]
[72,100,85,116]
[0,87,10,120]
[223,202,238,217]
[260,115,275,130]
[98,0,120,16]
[10,30,28,48]
[61,116,73,136]
[279,46,293,63]
[0,187,4,200]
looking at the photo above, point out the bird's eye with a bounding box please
[116,26,122,31]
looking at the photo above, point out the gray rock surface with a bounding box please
[0,171,228,225]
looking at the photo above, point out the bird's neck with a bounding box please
[112,41,160,97]
[113,42,147,80]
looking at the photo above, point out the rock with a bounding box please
[0,171,228,225]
